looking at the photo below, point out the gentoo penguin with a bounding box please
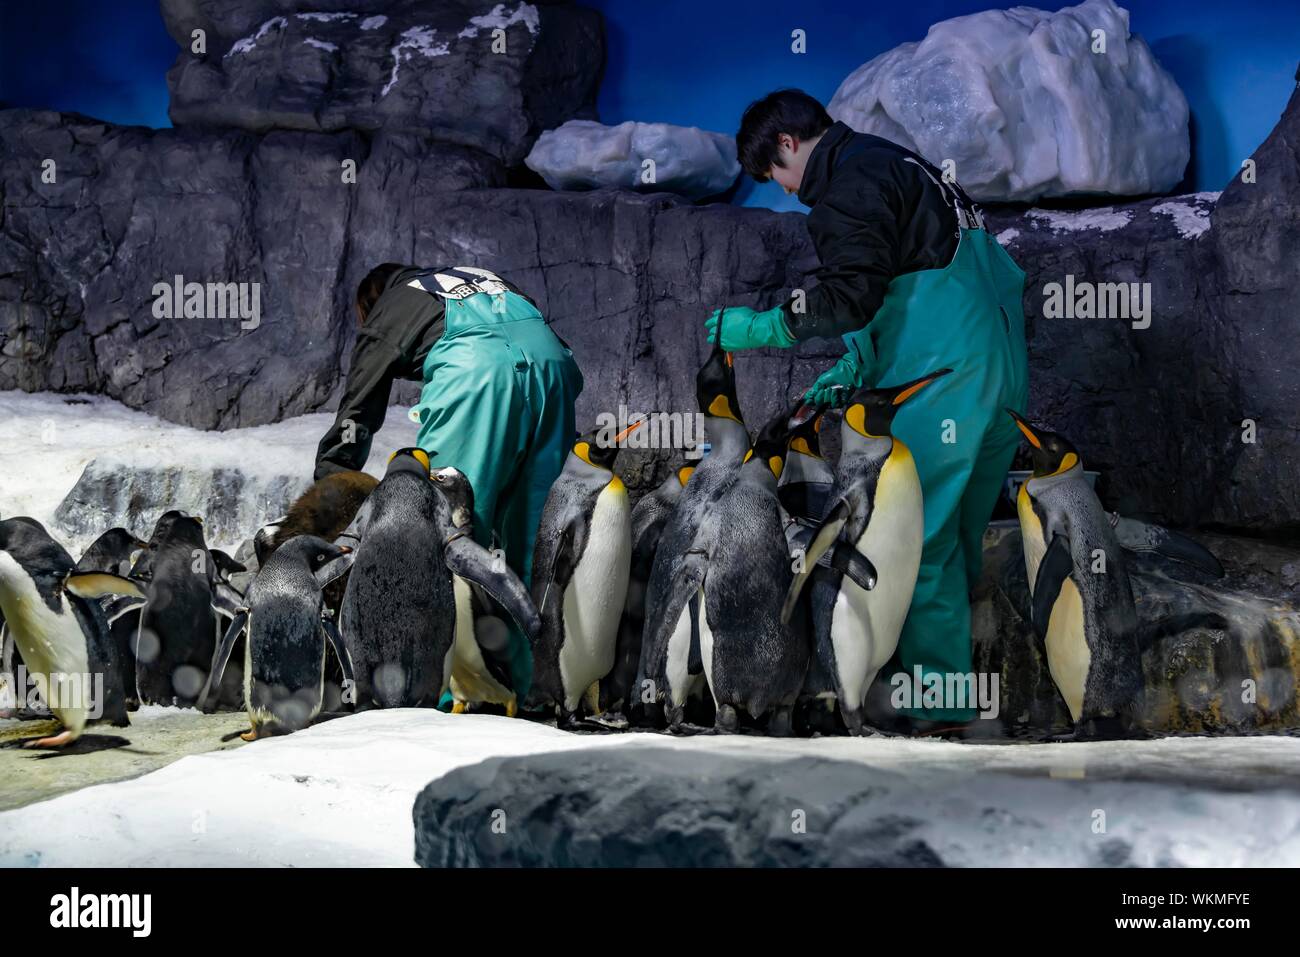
[434,466,534,717]
[1007,411,1144,737]
[76,528,149,710]
[529,420,641,724]
[0,517,139,746]
[199,535,355,739]
[638,312,750,725]
[605,463,694,717]
[340,449,539,709]
[652,408,806,734]
[132,511,225,708]
[781,370,950,736]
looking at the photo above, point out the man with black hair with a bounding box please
[315,263,583,703]
[707,89,1029,729]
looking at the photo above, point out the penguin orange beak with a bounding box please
[614,419,645,443]
[1006,409,1043,449]
[890,368,953,406]
[338,545,352,555]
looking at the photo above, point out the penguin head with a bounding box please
[573,419,644,472]
[387,447,432,478]
[431,466,475,528]
[697,308,743,424]
[845,368,953,438]
[742,405,799,480]
[148,510,207,549]
[1006,410,1082,478]
[279,535,352,571]
[0,517,67,575]
[785,402,825,459]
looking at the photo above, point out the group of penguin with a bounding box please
[0,315,1230,748]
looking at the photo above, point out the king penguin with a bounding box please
[1006,411,1145,738]
[652,407,806,734]
[0,517,140,746]
[529,420,642,724]
[605,462,694,718]
[200,535,355,739]
[434,466,538,717]
[341,449,539,709]
[781,370,950,736]
[638,311,750,726]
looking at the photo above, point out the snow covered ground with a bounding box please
[1,709,1297,867]
[0,390,418,552]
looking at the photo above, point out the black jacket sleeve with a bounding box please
[313,331,404,479]
[784,162,903,342]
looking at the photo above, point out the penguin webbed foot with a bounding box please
[23,730,77,749]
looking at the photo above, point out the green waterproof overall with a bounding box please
[409,289,583,702]
[849,227,1029,721]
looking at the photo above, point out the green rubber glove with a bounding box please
[804,328,873,407]
[704,305,797,351]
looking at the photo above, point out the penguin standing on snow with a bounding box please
[1006,411,1144,738]
[529,420,642,724]
[781,370,950,736]
[200,535,355,739]
[0,518,139,747]
[76,527,149,709]
[638,312,750,724]
[132,510,228,708]
[435,466,534,717]
[341,449,539,709]
[652,408,809,734]
[605,463,694,718]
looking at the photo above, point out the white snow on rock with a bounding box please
[526,120,741,201]
[827,0,1190,203]
[226,16,287,58]
[303,37,338,52]
[1151,192,1219,239]
[360,15,387,31]
[1026,206,1134,232]
[0,391,418,554]
[296,12,357,23]
[382,25,451,97]
[459,2,540,39]
[995,228,1020,246]
[0,709,1297,866]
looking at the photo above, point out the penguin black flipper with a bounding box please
[444,536,542,641]
[319,616,356,687]
[209,549,247,578]
[1031,534,1074,640]
[199,610,248,712]
[1112,515,1225,579]
[103,594,146,623]
[827,541,878,592]
[211,582,244,620]
[781,499,851,624]
[649,549,708,674]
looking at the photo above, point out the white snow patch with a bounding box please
[226,16,288,58]
[360,15,387,30]
[381,26,451,97]
[458,2,540,39]
[296,12,357,22]
[0,391,418,552]
[995,228,1020,246]
[1027,207,1134,233]
[828,0,1190,202]
[1151,193,1219,239]
[0,709,1298,866]
[303,37,338,52]
[526,120,740,200]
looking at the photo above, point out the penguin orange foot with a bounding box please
[24,730,76,748]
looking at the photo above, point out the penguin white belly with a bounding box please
[664,604,694,707]
[1018,486,1090,722]
[831,449,923,709]
[0,555,92,735]
[558,486,631,711]
[449,576,514,708]
[698,590,715,702]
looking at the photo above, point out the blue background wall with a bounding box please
[2,1,1295,209]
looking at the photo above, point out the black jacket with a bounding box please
[312,266,531,479]
[782,121,977,342]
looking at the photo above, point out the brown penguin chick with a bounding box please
[269,471,379,555]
